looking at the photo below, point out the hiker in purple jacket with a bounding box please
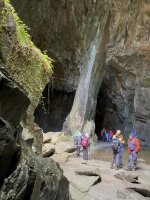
[82,133,89,161]
[75,133,82,157]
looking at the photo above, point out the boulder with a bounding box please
[75,168,101,180]
[55,142,76,154]
[43,132,62,144]
[51,132,62,144]
[42,143,55,158]
[69,184,85,200]
[43,132,52,144]
[71,176,100,193]
[114,172,139,184]
[51,152,70,164]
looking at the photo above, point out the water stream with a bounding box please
[90,142,150,165]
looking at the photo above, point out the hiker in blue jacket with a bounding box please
[75,133,82,157]
[110,134,122,170]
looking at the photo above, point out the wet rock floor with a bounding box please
[60,142,150,200]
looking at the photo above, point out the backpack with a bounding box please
[75,136,81,145]
[81,136,88,147]
[112,138,120,152]
[129,140,135,151]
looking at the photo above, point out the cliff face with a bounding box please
[11,0,111,92]
[102,0,150,142]
[11,0,150,144]
[0,0,69,199]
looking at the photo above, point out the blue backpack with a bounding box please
[129,140,135,151]
[75,136,82,145]
[112,138,120,152]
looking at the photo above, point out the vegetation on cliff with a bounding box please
[0,0,53,105]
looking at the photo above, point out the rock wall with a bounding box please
[101,0,150,142]
[0,0,69,199]
[10,0,111,92]
[11,0,150,144]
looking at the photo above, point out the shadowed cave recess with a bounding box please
[34,85,75,133]
[34,78,120,138]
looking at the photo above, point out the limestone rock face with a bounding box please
[11,0,150,144]
[0,159,69,200]
[0,117,20,186]
[99,0,150,142]
[0,1,69,199]
[11,0,111,92]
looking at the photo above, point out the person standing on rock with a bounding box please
[75,133,82,157]
[109,130,114,142]
[110,134,122,169]
[81,133,89,163]
[127,132,140,171]
[113,130,125,167]
[101,128,106,142]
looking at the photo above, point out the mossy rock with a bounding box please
[0,0,53,107]
[141,78,150,88]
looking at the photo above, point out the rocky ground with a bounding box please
[42,133,150,200]
[61,157,150,200]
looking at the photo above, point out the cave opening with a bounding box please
[94,83,115,140]
[34,85,75,133]
[95,88,107,140]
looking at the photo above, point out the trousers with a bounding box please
[128,151,138,170]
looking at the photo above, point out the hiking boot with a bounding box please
[125,168,131,171]
[131,168,136,171]
[115,166,120,170]
[118,165,123,169]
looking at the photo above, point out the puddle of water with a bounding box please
[90,142,150,165]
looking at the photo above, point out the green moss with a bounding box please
[4,0,53,74]
[4,0,10,4]
[0,0,53,106]
[141,78,150,88]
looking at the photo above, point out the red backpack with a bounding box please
[81,136,88,147]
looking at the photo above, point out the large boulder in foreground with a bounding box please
[0,158,69,200]
[0,118,21,186]
[55,142,76,154]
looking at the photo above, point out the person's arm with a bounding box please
[127,140,131,153]
[134,139,140,152]
[120,135,125,144]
